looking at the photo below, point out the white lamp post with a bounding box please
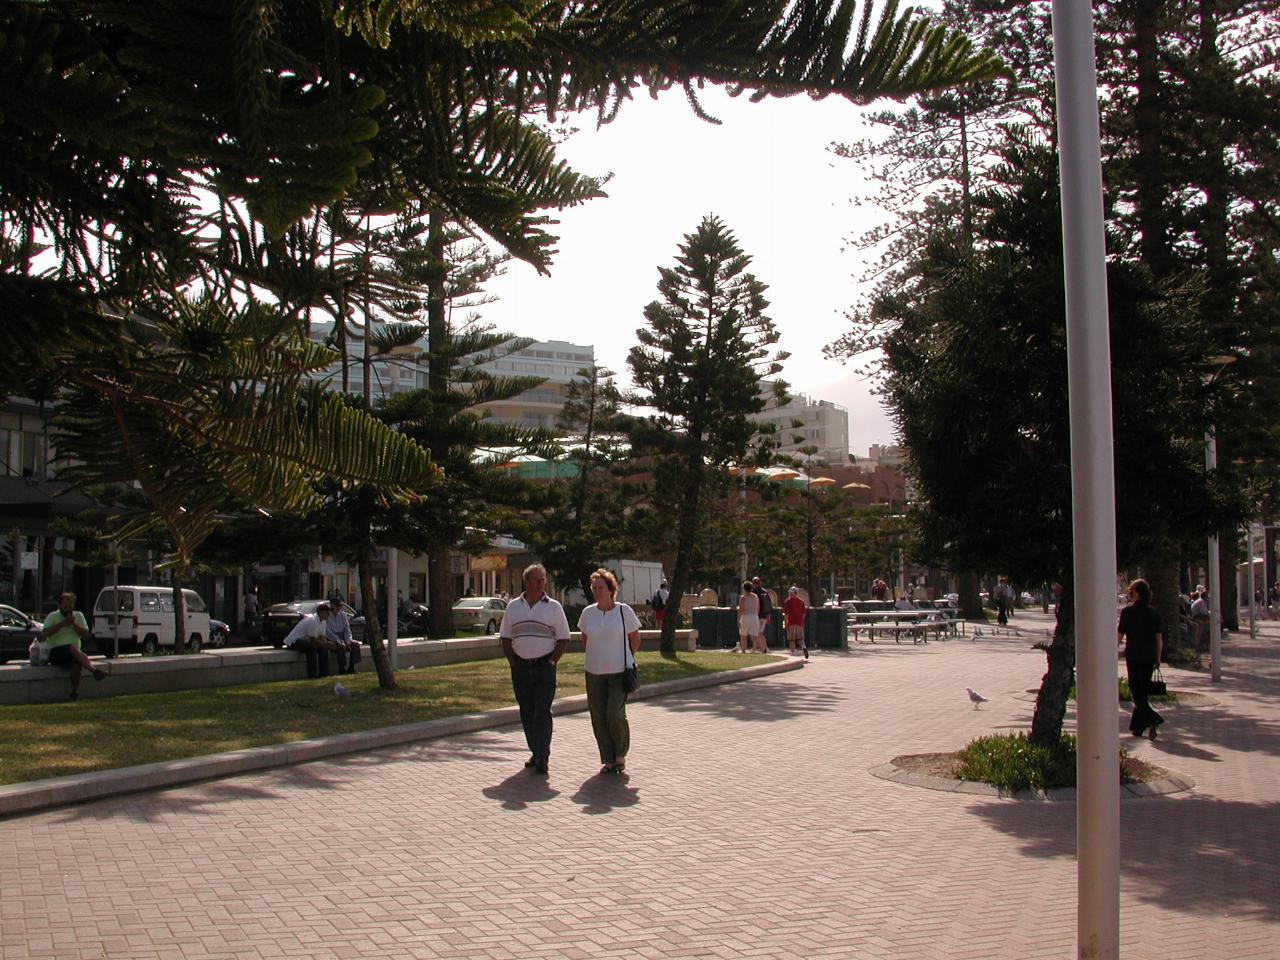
[1203,355,1235,684]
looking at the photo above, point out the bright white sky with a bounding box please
[478,84,898,457]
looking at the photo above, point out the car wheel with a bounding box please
[143,635,159,656]
[209,627,228,649]
[486,618,498,635]
[188,634,203,653]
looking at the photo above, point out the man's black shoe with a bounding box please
[535,760,549,775]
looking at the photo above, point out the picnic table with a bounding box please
[847,609,957,644]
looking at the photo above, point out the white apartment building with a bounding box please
[755,385,850,465]
[864,443,908,468]
[469,339,596,429]
[305,319,429,401]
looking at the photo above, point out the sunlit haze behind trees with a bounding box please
[479,85,897,458]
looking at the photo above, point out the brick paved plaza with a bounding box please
[2,609,1277,959]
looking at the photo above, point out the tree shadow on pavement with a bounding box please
[569,771,639,815]
[481,769,562,810]
[654,679,847,723]
[968,795,1280,921]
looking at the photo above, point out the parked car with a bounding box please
[0,604,43,663]
[91,585,212,656]
[451,596,506,635]
[209,618,230,648]
[261,600,365,648]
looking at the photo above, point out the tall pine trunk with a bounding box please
[1029,579,1076,747]
[660,457,704,658]
[1148,560,1182,657]
[359,551,397,689]
[428,545,455,641]
[171,577,187,654]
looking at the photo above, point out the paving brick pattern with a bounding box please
[2,610,1277,959]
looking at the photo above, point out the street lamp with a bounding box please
[806,477,837,602]
[1205,354,1236,683]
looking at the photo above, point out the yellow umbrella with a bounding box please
[842,481,871,490]
[809,476,837,486]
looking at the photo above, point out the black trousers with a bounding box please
[1126,657,1163,734]
[292,637,331,678]
[334,642,362,673]
[510,657,558,762]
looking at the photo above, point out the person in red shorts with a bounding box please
[783,585,808,659]
[651,580,670,627]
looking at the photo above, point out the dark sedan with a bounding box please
[0,604,43,663]
[261,600,365,648]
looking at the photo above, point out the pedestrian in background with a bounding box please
[783,585,808,659]
[325,601,361,675]
[752,576,772,653]
[1190,587,1210,651]
[1117,578,1164,740]
[736,580,759,653]
[42,592,107,700]
[652,579,670,628]
[578,569,642,775]
[500,563,571,775]
[282,602,333,679]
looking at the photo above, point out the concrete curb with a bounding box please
[867,761,1195,801]
[0,657,803,820]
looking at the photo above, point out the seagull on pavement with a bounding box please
[966,687,989,709]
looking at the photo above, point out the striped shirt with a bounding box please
[500,593,571,659]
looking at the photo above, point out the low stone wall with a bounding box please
[0,630,697,705]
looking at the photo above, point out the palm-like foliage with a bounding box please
[53,295,434,577]
[2,1,1001,659]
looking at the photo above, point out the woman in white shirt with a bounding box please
[577,569,642,775]
[737,580,760,653]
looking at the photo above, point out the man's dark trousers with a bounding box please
[510,656,557,763]
[293,638,331,678]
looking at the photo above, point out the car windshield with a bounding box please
[278,600,355,616]
[454,598,487,608]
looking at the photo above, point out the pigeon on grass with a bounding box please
[966,687,989,709]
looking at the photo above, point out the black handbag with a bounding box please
[1148,667,1167,696]
[618,605,639,693]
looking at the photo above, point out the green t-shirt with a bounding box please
[43,610,86,649]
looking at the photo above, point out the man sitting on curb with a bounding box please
[283,602,334,679]
[325,601,361,675]
[42,591,107,701]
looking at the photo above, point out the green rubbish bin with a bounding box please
[691,607,722,648]
[807,607,849,650]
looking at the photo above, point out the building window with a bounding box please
[0,428,16,476]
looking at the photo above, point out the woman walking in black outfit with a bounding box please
[1117,578,1164,739]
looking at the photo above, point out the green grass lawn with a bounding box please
[0,651,771,786]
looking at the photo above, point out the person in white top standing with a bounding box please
[578,569,642,775]
[500,564,571,775]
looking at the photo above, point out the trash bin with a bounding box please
[808,607,848,650]
[691,607,721,648]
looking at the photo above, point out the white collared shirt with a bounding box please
[500,593,571,659]
[578,602,641,675]
[283,614,326,647]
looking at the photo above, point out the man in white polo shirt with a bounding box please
[500,563,571,775]
[282,602,333,679]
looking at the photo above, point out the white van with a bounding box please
[92,586,212,656]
